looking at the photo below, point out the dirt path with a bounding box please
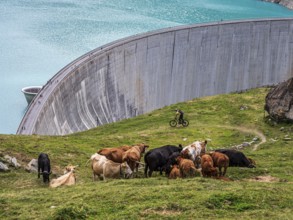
[216,125,267,151]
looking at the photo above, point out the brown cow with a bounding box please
[209,152,229,176]
[98,145,132,163]
[201,154,218,177]
[169,165,182,179]
[122,143,149,175]
[176,156,201,178]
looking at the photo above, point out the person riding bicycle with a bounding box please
[175,109,184,124]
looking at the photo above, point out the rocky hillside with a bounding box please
[264,0,293,9]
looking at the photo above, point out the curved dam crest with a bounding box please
[17,18,293,135]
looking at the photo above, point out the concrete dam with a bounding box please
[17,18,293,135]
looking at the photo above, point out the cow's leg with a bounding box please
[148,170,153,177]
[38,166,41,179]
[92,173,96,181]
[222,167,227,176]
[219,167,222,176]
[144,164,149,177]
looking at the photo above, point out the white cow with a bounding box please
[90,153,132,181]
[49,165,77,188]
[182,140,207,167]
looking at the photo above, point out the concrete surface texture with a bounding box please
[17,18,293,135]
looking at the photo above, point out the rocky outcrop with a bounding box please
[265,78,293,121]
[0,162,9,172]
[25,159,38,173]
[264,0,293,10]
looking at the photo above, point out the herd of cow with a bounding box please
[37,140,256,185]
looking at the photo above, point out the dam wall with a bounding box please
[17,18,293,135]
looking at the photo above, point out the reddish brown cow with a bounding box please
[122,143,149,175]
[98,145,132,163]
[169,165,182,179]
[209,152,229,176]
[201,154,218,177]
[176,156,201,178]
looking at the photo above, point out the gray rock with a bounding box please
[265,78,293,122]
[4,155,21,168]
[242,142,251,147]
[252,137,259,141]
[0,162,9,171]
[25,159,38,173]
[11,157,21,168]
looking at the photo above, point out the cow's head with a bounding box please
[248,158,256,168]
[64,165,77,174]
[210,167,219,177]
[180,149,190,159]
[121,162,133,178]
[195,155,201,169]
[200,140,208,155]
[137,143,149,154]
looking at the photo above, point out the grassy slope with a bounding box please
[0,88,292,220]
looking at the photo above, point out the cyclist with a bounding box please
[175,109,184,124]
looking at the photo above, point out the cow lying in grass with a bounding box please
[91,153,132,181]
[50,165,77,188]
[215,149,256,168]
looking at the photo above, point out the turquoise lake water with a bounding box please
[1,0,293,134]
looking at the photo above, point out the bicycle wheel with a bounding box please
[182,119,189,127]
[169,120,177,127]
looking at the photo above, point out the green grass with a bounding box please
[0,87,293,219]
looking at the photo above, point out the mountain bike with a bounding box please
[169,116,189,127]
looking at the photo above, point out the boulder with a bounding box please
[25,159,38,173]
[0,162,9,172]
[265,78,293,122]
[4,155,21,168]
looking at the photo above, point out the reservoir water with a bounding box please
[1,0,293,134]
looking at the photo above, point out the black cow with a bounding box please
[164,152,181,175]
[38,153,51,183]
[144,145,182,177]
[215,149,256,168]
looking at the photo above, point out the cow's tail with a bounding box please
[85,153,98,166]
